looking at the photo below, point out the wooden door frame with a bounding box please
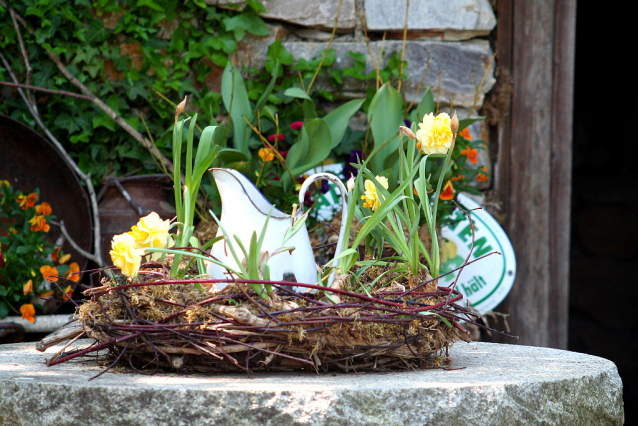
[490,0,576,349]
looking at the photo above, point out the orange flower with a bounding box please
[40,265,59,282]
[29,215,50,232]
[17,192,38,209]
[20,304,36,323]
[477,167,489,182]
[450,174,465,182]
[59,253,71,265]
[23,279,33,295]
[36,202,52,216]
[40,290,55,299]
[62,285,74,301]
[66,262,81,282]
[51,247,60,262]
[460,147,478,164]
[440,180,454,201]
[458,128,472,140]
[258,147,276,162]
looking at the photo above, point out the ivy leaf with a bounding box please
[54,114,81,133]
[92,115,116,132]
[223,11,268,41]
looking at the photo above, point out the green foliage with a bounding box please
[0,0,270,186]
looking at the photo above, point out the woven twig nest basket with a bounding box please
[52,269,479,374]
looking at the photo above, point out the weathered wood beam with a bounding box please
[491,0,575,349]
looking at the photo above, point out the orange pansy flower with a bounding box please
[458,128,472,140]
[63,285,74,301]
[460,147,478,164]
[40,265,59,282]
[17,192,38,209]
[20,304,36,323]
[51,247,61,263]
[36,202,52,216]
[258,147,276,162]
[23,279,33,295]
[29,215,50,232]
[440,181,454,201]
[40,290,55,299]
[477,167,489,182]
[66,262,81,282]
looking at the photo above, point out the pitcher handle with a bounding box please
[298,173,349,287]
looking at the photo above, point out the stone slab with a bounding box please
[364,0,496,40]
[283,39,495,107]
[208,0,356,29]
[0,341,624,425]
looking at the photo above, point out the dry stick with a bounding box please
[88,339,132,381]
[467,52,496,117]
[47,332,142,366]
[0,81,93,101]
[9,9,35,111]
[305,0,343,94]
[4,3,174,175]
[355,9,383,87]
[435,69,444,114]
[0,52,105,265]
[405,55,431,114]
[397,0,410,94]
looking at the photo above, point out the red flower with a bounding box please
[439,181,454,201]
[290,121,303,130]
[458,128,472,139]
[268,134,284,143]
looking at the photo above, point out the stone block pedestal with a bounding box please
[0,341,624,425]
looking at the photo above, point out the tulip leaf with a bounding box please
[284,87,313,101]
[323,98,365,148]
[368,83,404,174]
[416,86,435,122]
[222,63,252,156]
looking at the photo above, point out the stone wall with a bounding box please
[207,0,496,111]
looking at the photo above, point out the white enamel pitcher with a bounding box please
[206,168,348,291]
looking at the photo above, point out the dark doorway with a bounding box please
[570,2,636,423]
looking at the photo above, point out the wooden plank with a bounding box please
[548,0,576,349]
[487,0,575,349]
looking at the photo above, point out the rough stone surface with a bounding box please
[0,342,624,425]
[283,39,495,107]
[364,0,496,40]
[208,0,356,29]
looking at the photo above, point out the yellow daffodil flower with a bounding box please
[416,113,454,155]
[361,175,388,211]
[129,212,170,249]
[110,232,144,277]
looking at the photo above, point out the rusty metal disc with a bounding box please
[0,114,93,275]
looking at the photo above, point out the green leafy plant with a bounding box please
[334,112,460,291]
[0,181,79,319]
[0,0,270,186]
